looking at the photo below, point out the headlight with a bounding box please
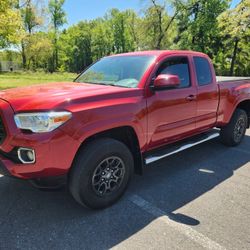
[14,111,72,133]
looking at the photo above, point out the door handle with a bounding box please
[186,95,196,101]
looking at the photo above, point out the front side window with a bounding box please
[156,57,191,88]
[194,57,213,86]
[75,55,156,88]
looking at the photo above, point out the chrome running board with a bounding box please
[145,130,220,165]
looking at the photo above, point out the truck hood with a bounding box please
[0,82,141,112]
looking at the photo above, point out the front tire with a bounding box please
[69,138,134,209]
[220,109,248,146]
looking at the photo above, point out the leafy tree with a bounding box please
[20,0,44,68]
[58,9,139,72]
[106,9,137,53]
[174,0,228,56]
[0,50,22,63]
[141,0,180,49]
[0,0,249,76]
[58,22,93,72]
[0,0,23,48]
[90,18,113,60]
[48,0,66,70]
[24,32,53,70]
[22,0,41,34]
[125,10,141,50]
[217,0,250,75]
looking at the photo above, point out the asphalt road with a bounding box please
[0,131,250,250]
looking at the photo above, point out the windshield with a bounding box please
[75,55,155,88]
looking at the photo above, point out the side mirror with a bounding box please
[153,74,180,90]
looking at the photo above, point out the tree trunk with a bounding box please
[55,36,58,70]
[151,0,163,49]
[21,41,26,69]
[230,38,239,76]
[157,11,179,49]
[156,11,163,49]
[121,18,126,52]
[55,47,58,70]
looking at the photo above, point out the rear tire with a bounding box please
[69,138,134,209]
[220,109,248,146]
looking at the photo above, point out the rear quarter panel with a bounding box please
[217,80,250,125]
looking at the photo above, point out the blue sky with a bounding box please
[63,0,143,26]
[63,0,241,27]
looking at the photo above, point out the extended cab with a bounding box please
[0,50,250,209]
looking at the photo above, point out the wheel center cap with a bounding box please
[105,172,112,179]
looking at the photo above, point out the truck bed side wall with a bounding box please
[216,80,250,126]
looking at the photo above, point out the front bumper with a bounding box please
[0,99,80,179]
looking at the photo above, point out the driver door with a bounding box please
[147,56,197,150]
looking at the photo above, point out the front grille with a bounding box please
[0,116,6,145]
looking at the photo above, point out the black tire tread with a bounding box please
[69,138,133,209]
[220,108,248,146]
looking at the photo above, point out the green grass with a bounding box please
[0,72,77,90]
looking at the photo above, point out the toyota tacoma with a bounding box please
[0,50,250,209]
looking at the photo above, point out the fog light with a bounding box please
[27,150,35,161]
[17,148,36,164]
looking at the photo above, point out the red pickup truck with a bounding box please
[0,50,250,209]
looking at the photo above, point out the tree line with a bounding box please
[0,0,249,76]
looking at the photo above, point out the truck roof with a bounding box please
[108,50,208,59]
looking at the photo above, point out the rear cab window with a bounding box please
[193,57,213,86]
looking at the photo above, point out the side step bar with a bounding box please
[145,130,220,165]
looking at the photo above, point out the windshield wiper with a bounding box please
[90,82,117,87]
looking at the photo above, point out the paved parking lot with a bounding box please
[0,130,250,250]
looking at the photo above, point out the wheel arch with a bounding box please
[73,126,144,175]
[235,100,250,128]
